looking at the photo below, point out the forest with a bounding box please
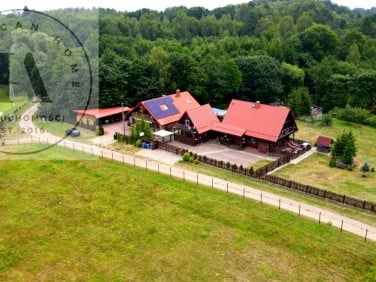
[1,0,376,123]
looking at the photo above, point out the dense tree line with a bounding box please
[98,0,376,118]
[1,1,376,121]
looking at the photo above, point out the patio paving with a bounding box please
[170,140,277,167]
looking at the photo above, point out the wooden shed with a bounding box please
[315,136,334,153]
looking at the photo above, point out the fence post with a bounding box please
[82,145,84,152]
[319,212,321,224]
[183,170,185,181]
[279,198,281,210]
[123,155,124,164]
[340,220,343,232]
[112,152,114,161]
[134,157,136,167]
[212,178,214,189]
[298,204,301,216]
[260,193,263,204]
[227,182,229,193]
[158,163,160,173]
[146,160,148,170]
[365,229,368,242]
[196,174,198,185]
[243,188,245,198]
[170,167,172,177]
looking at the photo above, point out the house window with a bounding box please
[185,119,190,127]
[159,104,169,111]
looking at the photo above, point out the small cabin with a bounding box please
[315,136,334,153]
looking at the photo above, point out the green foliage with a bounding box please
[182,152,191,162]
[365,116,376,127]
[249,166,254,175]
[360,162,370,173]
[130,116,152,143]
[96,124,104,136]
[329,158,337,167]
[135,139,142,148]
[330,106,371,124]
[331,130,357,167]
[236,55,283,103]
[320,114,333,127]
[287,87,312,117]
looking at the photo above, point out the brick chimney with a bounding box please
[256,101,261,109]
[175,89,180,97]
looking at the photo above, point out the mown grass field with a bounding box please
[0,145,375,281]
[273,119,376,202]
[34,120,96,143]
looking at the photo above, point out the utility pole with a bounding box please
[121,102,126,137]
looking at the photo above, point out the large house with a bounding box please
[127,90,200,131]
[218,100,298,153]
[127,91,299,154]
[172,99,298,154]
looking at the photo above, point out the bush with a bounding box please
[360,162,370,173]
[249,166,254,175]
[135,139,142,147]
[365,115,376,127]
[182,152,191,162]
[320,114,333,127]
[329,158,337,167]
[330,106,371,124]
[96,125,104,136]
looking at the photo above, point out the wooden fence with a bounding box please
[157,141,376,213]
[262,175,376,213]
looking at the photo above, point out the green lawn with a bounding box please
[34,120,96,143]
[0,84,27,115]
[0,145,375,281]
[272,118,376,202]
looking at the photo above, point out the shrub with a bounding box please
[194,159,200,165]
[365,116,376,127]
[96,125,104,136]
[371,167,375,173]
[135,139,142,148]
[329,158,336,167]
[249,166,254,175]
[182,152,191,162]
[360,162,370,173]
[320,114,333,127]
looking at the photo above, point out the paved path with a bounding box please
[3,103,375,242]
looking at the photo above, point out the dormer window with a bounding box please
[159,104,168,111]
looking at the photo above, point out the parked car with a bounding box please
[65,128,80,137]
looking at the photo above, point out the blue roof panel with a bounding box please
[144,96,180,120]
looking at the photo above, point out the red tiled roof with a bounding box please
[222,99,291,142]
[74,107,130,119]
[211,123,246,137]
[142,91,200,126]
[185,104,220,134]
[315,136,334,147]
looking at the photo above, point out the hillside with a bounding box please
[0,145,375,280]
